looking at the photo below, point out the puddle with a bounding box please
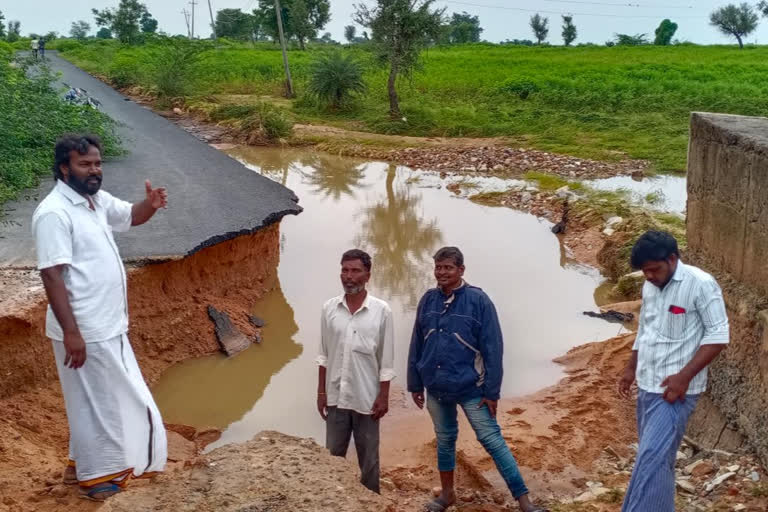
[152,148,617,448]
[585,174,687,214]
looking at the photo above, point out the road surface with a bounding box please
[0,52,302,267]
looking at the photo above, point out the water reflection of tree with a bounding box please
[297,153,367,200]
[356,164,443,308]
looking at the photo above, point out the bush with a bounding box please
[239,103,293,142]
[146,39,206,98]
[108,53,144,88]
[0,56,119,206]
[51,39,84,52]
[306,51,366,109]
[497,78,539,99]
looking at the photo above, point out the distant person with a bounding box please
[30,38,39,59]
[38,38,46,59]
[618,231,729,512]
[408,247,548,512]
[316,249,395,494]
[32,134,169,501]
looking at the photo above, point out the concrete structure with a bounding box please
[686,112,768,464]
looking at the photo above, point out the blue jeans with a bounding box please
[426,393,529,499]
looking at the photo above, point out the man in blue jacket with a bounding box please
[408,247,546,512]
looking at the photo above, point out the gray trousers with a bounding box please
[326,407,380,493]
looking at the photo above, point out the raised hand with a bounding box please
[145,180,168,209]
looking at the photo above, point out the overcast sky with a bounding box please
[4,0,768,45]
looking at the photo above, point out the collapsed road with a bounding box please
[0,51,302,267]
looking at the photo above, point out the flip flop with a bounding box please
[424,497,453,512]
[63,466,78,485]
[79,483,121,502]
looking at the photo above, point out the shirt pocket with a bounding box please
[661,310,688,340]
[350,326,377,356]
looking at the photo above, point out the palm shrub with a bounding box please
[306,51,366,109]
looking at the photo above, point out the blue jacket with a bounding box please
[407,284,504,402]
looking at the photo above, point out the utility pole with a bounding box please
[274,0,294,98]
[207,0,217,40]
[189,0,198,39]
[182,8,191,38]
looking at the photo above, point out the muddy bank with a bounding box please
[0,225,282,511]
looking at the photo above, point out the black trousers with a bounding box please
[326,406,380,493]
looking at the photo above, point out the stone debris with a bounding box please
[562,439,768,512]
[385,146,648,179]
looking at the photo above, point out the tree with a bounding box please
[561,15,576,46]
[446,11,482,44]
[354,0,445,118]
[653,19,678,45]
[140,11,158,34]
[614,33,648,45]
[96,27,113,39]
[254,0,330,49]
[307,51,366,108]
[215,8,259,41]
[709,3,759,49]
[0,10,5,39]
[760,0,768,16]
[7,20,20,43]
[344,24,356,43]
[92,0,155,44]
[70,21,91,40]
[529,13,549,44]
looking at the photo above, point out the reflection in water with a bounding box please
[152,283,302,429]
[154,147,618,445]
[356,164,443,309]
[298,153,367,200]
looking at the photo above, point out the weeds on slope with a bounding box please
[0,43,119,207]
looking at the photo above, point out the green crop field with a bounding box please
[55,39,768,173]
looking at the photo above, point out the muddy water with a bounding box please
[152,148,617,448]
[586,174,687,213]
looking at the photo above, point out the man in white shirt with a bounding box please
[316,249,395,494]
[618,231,729,512]
[33,134,169,501]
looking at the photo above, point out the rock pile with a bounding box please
[387,146,648,179]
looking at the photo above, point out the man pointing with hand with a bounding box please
[33,134,168,501]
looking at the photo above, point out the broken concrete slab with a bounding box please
[207,306,251,356]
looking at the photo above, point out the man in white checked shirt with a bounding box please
[618,231,729,512]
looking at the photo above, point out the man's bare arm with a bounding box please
[662,344,726,402]
[317,366,328,420]
[40,265,86,369]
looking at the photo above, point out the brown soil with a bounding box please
[0,225,281,511]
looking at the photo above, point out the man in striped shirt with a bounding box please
[618,231,729,512]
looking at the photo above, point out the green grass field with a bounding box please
[55,39,768,173]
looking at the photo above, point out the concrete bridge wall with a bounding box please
[686,112,768,463]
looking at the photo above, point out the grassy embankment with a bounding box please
[54,39,768,173]
[0,42,119,207]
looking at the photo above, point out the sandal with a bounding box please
[425,496,453,512]
[63,466,78,485]
[79,483,121,502]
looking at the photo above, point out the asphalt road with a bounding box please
[0,52,302,267]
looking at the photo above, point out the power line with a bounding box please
[525,0,695,9]
[441,0,707,19]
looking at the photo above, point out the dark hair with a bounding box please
[52,134,102,180]
[630,231,680,269]
[341,249,372,272]
[433,246,464,267]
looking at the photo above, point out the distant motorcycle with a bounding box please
[63,83,102,109]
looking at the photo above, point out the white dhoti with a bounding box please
[52,334,167,485]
